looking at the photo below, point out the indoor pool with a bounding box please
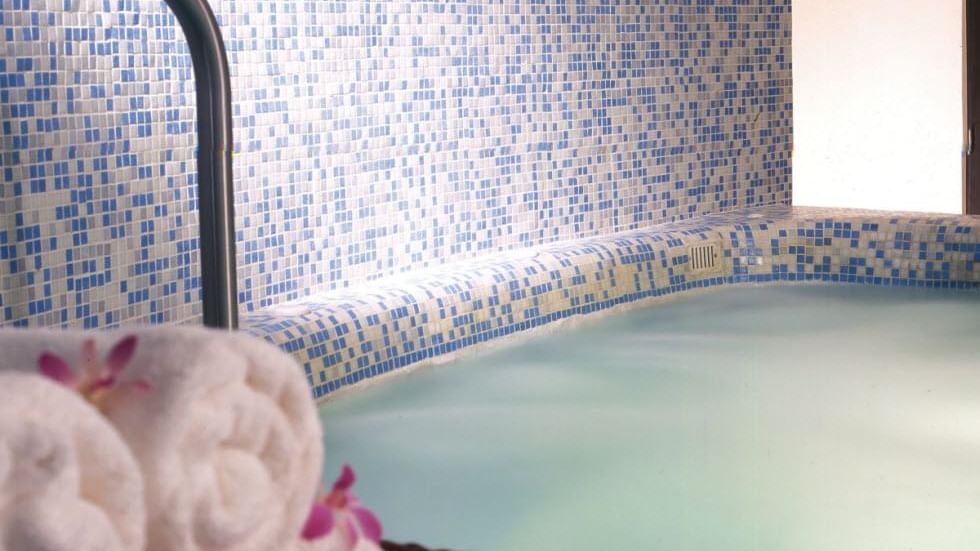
[320,285,980,551]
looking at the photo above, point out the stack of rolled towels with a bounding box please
[0,327,380,551]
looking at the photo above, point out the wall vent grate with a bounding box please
[688,244,719,273]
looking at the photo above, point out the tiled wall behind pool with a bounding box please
[242,207,980,399]
[1,1,199,327]
[1,0,793,328]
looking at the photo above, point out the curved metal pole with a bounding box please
[163,0,238,329]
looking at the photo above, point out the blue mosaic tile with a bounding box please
[1,0,200,328]
[2,0,793,327]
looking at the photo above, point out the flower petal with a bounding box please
[127,380,152,392]
[38,353,78,387]
[332,464,356,492]
[351,506,383,543]
[301,503,334,540]
[105,335,138,375]
[81,339,99,376]
[88,376,116,392]
[342,518,359,549]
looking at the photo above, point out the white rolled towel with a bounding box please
[0,372,145,551]
[292,537,383,551]
[0,328,323,551]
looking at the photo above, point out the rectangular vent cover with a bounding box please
[688,244,719,273]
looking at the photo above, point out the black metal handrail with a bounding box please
[163,0,238,329]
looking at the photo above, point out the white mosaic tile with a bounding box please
[1,0,793,327]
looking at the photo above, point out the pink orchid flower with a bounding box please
[38,336,148,408]
[302,464,383,549]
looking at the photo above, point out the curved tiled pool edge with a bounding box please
[243,206,980,401]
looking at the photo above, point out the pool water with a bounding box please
[320,285,980,551]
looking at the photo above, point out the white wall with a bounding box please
[793,0,964,213]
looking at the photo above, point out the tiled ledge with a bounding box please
[242,206,980,401]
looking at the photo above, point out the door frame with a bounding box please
[967,0,980,214]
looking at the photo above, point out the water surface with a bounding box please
[321,285,980,550]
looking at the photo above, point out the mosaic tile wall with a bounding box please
[1,0,200,328]
[226,0,794,313]
[241,207,980,400]
[1,0,793,327]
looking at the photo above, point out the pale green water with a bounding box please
[320,285,980,551]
